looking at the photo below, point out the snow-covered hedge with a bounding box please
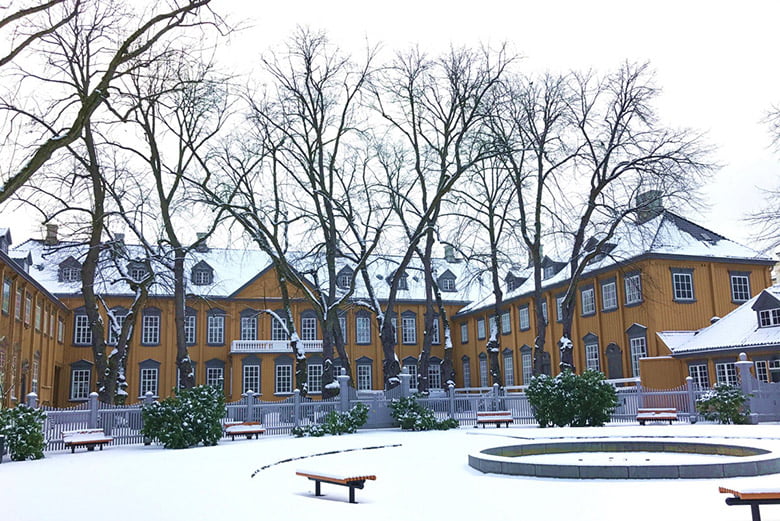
[141,385,226,449]
[696,384,750,424]
[389,395,459,431]
[0,404,47,461]
[526,369,618,427]
[292,402,369,437]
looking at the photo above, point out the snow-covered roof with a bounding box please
[657,285,780,355]
[457,210,774,316]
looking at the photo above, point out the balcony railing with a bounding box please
[229,339,323,354]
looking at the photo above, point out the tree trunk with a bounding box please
[173,250,194,389]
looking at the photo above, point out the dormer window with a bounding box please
[190,260,214,286]
[398,273,408,290]
[437,269,457,292]
[129,266,147,281]
[543,265,555,279]
[58,256,82,283]
[759,308,780,328]
[336,266,353,290]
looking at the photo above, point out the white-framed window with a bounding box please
[462,358,471,387]
[440,277,456,291]
[271,315,287,341]
[140,368,159,397]
[184,315,196,344]
[391,317,398,343]
[585,343,600,371]
[42,307,48,336]
[581,288,595,315]
[356,315,371,344]
[338,316,347,342]
[58,317,64,343]
[428,364,442,389]
[32,358,39,394]
[62,267,81,282]
[629,337,647,377]
[625,274,642,304]
[479,357,488,387]
[34,301,41,330]
[206,367,224,388]
[730,274,751,302]
[543,265,555,279]
[540,301,548,323]
[503,353,514,387]
[688,364,709,389]
[402,316,416,344]
[275,364,293,394]
[404,364,418,389]
[176,365,196,390]
[460,322,468,343]
[2,278,10,314]
[74,314,92,345]
[70,369,91,400]
[521,350,533,385]
[192,269,211,285]
[489,315,497,336]
[519,306,530,330]
[500,311,511,334]
[308,363,323,393]
[672,271,694,301]
[207,314,225,344]
[241,316,257,341]
[301,316,317,341]
[242,364,260,393]
[477,318,486,340]
[24,293,31,325]
[431,317,440,344]
[556,296,564,321]
[49,311,55,337]
[715,362,738,386]
[755,360,769,383]
[14,288,22,320]
[142,314,160,345]
[129,267,147,281]
[758,308,780,327]
[337,272,351,289]
[601,281,617,310]
[107,314,126,345]
[357,364,372,390]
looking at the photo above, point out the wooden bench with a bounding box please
[720,486,780,521]
[62,429,112,453]
[636,407,678,425]
[224,421,266,441]
[296,469,376,504]
[475,410,513,428]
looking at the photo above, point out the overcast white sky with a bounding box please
[217,0,780,252]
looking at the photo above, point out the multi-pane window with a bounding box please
[129,267,147,281]
[275,364,293,394]
[301,316,317,341]
[32,358,39,394]
[624,274,642,304]
[556,296,564,321]
[402,316,416,344]
[271,316,287,341]
[62,267,81,282]
[521,351,533,385]
[1,278,10,314]
[241,316,257,341]
[107,314,126,345]
[460,323,468,343]
[337,272,351,289]
[24,293,31,325]
[755,360,769,383]
[540,301,548,324]
[184,315,196,344]
[74,314,92,345]
[519,306,530,330]
[431,318,440,344]
[142,314,160,345]
[140,368,159,397]
[489,315,497,336]
[242,364,260,393]
[404,364,418,389]
[500,311,511,334]
[688,364,709,389]
[357,364,372,390]
[503,353,514,387]
[206,367,224,388]
[440,277,456,291]
[34,302,41,330]
[601,281,617,310]
[338,316,347,342]
[479,357,488,387]
[58,317,64,343]
[462,358,471,387]
[477,318,486,340]
[629,337,647,377]
[14,288,21,319]
[715,362,738,386]
[730,274,751,302]
[391,317,398,343]
[672,271,694,301]
[543,265,555,279]
[308,363,323,393]
[356,315,371,344]
[581,288,595,315]
[70,369,91,400]
[758,308,780,327]
[192,269,211,285]
[207,314,225,344]
[585,343,600,371]
[428,364,442,390]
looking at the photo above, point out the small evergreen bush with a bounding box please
[141,385,226,449]
[389,395,459,431]
[292,402,369,437]
[526,369,617,428]
[696,384,751,424]
[0,404,47,461]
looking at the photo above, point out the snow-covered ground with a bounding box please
[4,423,780,521]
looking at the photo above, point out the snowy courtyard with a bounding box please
[4,423,780,521]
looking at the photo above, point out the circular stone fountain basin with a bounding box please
[469,440,780,479]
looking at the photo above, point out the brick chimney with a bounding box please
[44,224,58,245]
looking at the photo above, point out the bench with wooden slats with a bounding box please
[62,429,113,453]
[719,486,780,521]
[475,410,513,428]
[296,469,376,504]
[224,421,266,441]
[636,407,678,425]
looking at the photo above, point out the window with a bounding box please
[758,308,780,327]
[61,267,81,282]
[688,364,709,389]
[142,312,160,345]
[730,273,751,302]
[503,351,514,387]
[601,280,617,310]
[629,337,647,377]
[139,367,159,397]
[671,269,695,301]
[49,311,55,337]
[242,363,261,393]
[2,278,10,314]
[488,315,497,337]
[585,342,600,371]
[176,364,196,390]
[15,288,21,320]
[581,287,595,316]
[338,315,347,342]
[337,268,352,289]
[42,307,48,336]
[715,362,737,386]
[191,269,212,286]
[206,367,224,388]
[70,369,91,400]
[24,292,31,325]
[479,355,488,387]
[308,363,323,393]
[301,314,317,341]
[431,317,440,344]
[755,360,769,383]
[397,274,408,290]
[241,315,257,341]
[357,364,372,390]
[58,317,64,343]
[462,357,471,387]
[391,317,398,343]
[129,266,147,281]
[540,301,548,324]
[275,364,293,394]
[74,314,92,345]
[32,357,39,394]
[271,314,287,341]
[440,277,456,291]
[428,363,442,390]
[556,296,564,322]
[107,313,127,345]
[207,312,225,345]
[521,348,533,385]
[184,314,196,345]
[404,363,418,389]
[500,311,511,334]
[518,305,530,331]
[460,323,468,343]
[402,314,416,344]
[624,273,642,305]
[477,318,486,340]
[543,265,555,279]
[34,301,41,330]
[356,314,371,344]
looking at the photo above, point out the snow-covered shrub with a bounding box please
[292,402,369,437]
[141,385,226,449]
[696,384,750,424]
[0,404,46,461]
[389,395,459,431]
[527,369,617,427]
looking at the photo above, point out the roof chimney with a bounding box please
[195,232,209,253]
[44,224,59,245]
[444,245,459,263]
[635,190,664,224]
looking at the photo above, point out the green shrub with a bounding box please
[0,404,47,461]
[292,403,369,437]
[526,369,617,428]
[141,385,226,449]
[389,395,459,431]
[696,384,751,424]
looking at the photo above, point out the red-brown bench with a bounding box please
[475,410,513,428]
[720,486,780,521]
[636,408,678,425]
[224,421,266,441]
[62,428,113,453]
[296,469,376,504]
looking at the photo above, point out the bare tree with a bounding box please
[745,107,780,251]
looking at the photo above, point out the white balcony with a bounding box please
[229,339,323,354]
